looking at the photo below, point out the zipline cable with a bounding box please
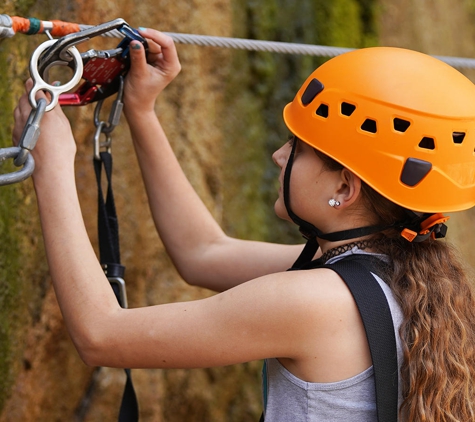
[2,14,475,69]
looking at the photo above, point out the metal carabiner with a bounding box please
[14,97,48,166]
[93,76,125,134]
[0,147,35,186]
[57,22,147,107]
[93,121,112,161]
[37,18,128,71]
[29,39,83,111]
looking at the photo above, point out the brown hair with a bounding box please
[315,148,475,421]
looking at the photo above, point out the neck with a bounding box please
[318,237,381,262]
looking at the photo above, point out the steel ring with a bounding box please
[0,147,36,186]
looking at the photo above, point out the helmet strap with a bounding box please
[283,137,321,239]
[283,137,392,243]
[282,138,449,268]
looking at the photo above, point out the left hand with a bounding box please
[123,28,181,115]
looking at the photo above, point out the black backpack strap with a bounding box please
[323,256,399,422]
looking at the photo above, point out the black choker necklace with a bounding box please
[320,239,378,263]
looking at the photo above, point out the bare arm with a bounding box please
[123,30,305,291]
[13,80,362,378]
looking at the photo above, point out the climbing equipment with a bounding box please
[29,38,84,111]
[0,17,146,421]
[0,42,82,185]
[0,18,146,187]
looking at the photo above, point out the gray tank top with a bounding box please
[262,248,404,421]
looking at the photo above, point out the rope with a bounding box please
[2,15,475,69]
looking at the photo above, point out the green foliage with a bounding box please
[223,0,379,243]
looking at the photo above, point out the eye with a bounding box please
[288,135,296,147]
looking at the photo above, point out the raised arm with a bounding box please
[12,85,316,370]
[11,37,354,375]
[123,30,304,291]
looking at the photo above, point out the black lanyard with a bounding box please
[94,150,139,422]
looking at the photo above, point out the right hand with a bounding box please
[123,29,181,114]
[13,79,76,180]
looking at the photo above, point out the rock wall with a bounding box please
[2,0,474,421]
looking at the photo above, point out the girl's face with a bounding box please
[272,137,342,230]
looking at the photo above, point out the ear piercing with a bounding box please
[328,199,340,207]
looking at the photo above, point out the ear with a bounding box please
[333,169,362,209]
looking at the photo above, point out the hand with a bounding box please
[123,28,181,114]
[13,79,76,179]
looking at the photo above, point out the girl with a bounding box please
[13,29,475,421]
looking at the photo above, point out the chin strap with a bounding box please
[284,137,399,243]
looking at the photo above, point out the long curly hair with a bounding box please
[316,149,475,421]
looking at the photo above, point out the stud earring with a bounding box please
[328,199,340,207]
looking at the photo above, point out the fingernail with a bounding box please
[131,42,141,50]
[52,81,61,86]
[138,27,147,31]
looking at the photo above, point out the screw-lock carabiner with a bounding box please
[14,97,48,166]
[94,76,125,134]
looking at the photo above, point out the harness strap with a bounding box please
[260,254,398,422]
[323,256,398,422]
[94,150,139,422]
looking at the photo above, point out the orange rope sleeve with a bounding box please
[11,16,81,36]
[11,16,31,34]
[50,20,81,36]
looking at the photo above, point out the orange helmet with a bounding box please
[283,47,475,214]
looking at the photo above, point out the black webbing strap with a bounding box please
[260,254,398,421]
[94,151,139,422]
[323,255,399,422]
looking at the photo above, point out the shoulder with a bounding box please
[239,269,370,376]
[233,268,362,344]
[255,267,358,311]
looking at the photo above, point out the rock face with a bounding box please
[0,1,263,420]
[1,0,474,420]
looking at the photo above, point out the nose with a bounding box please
[272,142,289,168]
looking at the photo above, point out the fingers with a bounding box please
[138,28,181,75]
[128,40,149,77]
[25,78,33,91]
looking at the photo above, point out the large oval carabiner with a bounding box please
[0,147,35,186]
[29,39,84,112]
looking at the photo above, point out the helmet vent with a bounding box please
[452,132,466,144]
[301,79,324,105]
[393,118,411,133]
[361,119,377,133]
[316,104,329,118]
[418,137,435,150]
[341,102,356,116]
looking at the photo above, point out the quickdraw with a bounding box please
[0,18,147,187]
